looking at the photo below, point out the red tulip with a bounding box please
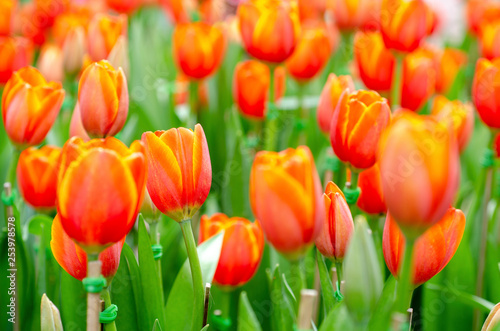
[357,164,386,215]
[0,36,33,84]
[401,48,436,111]
[472,58,500,129]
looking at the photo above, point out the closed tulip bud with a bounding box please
[378,111,459,238]
[142,124,212,222]
[467,0,500,36]
[57,137,147,253]
[238,0,301,63]
[51,214,124,283]
[315,182,354,262]
[78,60,128,138]
[401,48,436,111]
[330,0,375,30]
[285,23,332,82]
[0,36,33,84]
[431,96,473,153]
[380,0,431,53]
[2,67,64,147]
[106,0,141,14]
[472,58,500,130]
[233,60,286,120]
[480,20,500,60]
[249,146,324,259]
[357,163,386,215]
[330,90,391,169]
[317,74,355,133]
[354,31,395,92]
[0,0,15,36]
[434,48,467,95]
[482,303,500,331]
[69,103,91,142]
[383,207,465,285]
[88,13,127,62]
[62,27,86,75]
[37,44,64,83]
[173,22,226,80]
[199,213,265,287]
[17,146,60,210]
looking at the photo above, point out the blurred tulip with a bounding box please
[16,2,47,46]
[434,48,467,95]
[380,0,431,53]
[330,90,391,169]
[354,31,395,92]
[472,58,500,129]
[378,111,459,237]
[51,214,124,282]
[285,23,333,81]
[298,0,327,23]
[329,0,377,30]
[140,189,161,222]
[34,0,70,29]
[317,74,355,133]
[17,146,60,210]
[2,67,64,147]
[57,137,146,252]
[233,60,286,120]
[315,182,354,262]
[159,0,189,24]
[52,11,91,46]
[173,22,226,80]
[37,44,64,83]
[0,0,15,36]
[249,146,324,259]
[383,207,465,285]
[106,0,141,13]
[238,0,301,63]
[431,96,473,153]
[0,37,33,84]
[107,35,130,78]
[78,60,128,138]
[62,27,87,75]
[401,48,436,111]
[87,13,127,62]
[467,0,500,35]
[142,124,212,222]
[357,164,386,215]
[199,213,264,287]
[482,303,500,331]
[479,20,500,60]
[174,73,209,107]
[69,103,90,142]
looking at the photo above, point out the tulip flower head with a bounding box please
[317,74,355,133]
[401,48,436,111]
[0,0,15,36]
[106,0,141,14]
[0,36,33,84]
[472,58,500,130]
[434,48,467,95]
[199,213,264,287]
[87,13,127,62]
[467,0,500,36]
[357,163,386,215]
[330,0,377,31]
[37,44,64,83]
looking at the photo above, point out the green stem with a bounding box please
[189,81,199,126]
[6,148,20,187]
[368,215,385,279]
[264,67,278,151]
[214,289,234,331]
[394,237,415,313]
[102,288,117,331]
[334,161,347,192]
[391,55,404,110]
[180,220,204,331]
[335,261,343,291]
[290,258,306,307]
[150,222,165,305]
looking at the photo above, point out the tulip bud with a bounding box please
[37,44,64,83]
[472,58,500,130]
[62,27,86,75]
[0,0,15,36]
[317,74,355,133]
[199,213,265,288]
[434,48,467,95]
[330,0,376,30]
[401,48,436,111]
[357,164,386,215]
[467,0,500,36]
[41,294,63,331]
[0,36,33,84]
[87,13,127,62]
[482,303,500,331]
[107,35,130,78]
[69,103,91,142]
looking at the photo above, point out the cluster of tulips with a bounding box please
[2,0,500,331]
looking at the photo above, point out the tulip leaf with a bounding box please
[270,265,296,331]
[152,318,163,331]
[238,291,263,331]
[318,303,355,331]
[164,231,224,331]
[316,250,337,313]
[366,276,396,331]
[60,269,86,331]
[200,325,210,331]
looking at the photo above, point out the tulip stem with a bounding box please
[189,81,199,126]
[213,289,233,331]
[101,288,117,331]
[391,54,404,110]
[150,222,165,305]
[6,147,20,187]
[290,258,306,308]
[334,161,347,193]
[264,66,278,151]
[394,236,415,314]
[335,261,343,291]
[180,219,204,331]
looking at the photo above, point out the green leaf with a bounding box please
[152,318,163,331]
[60,269,86,331]
[200,325,210,331]
[366,276,396,331]
[316,250,336,313]
[238,291,263,331]
[319,303,356,331]
[122,243,147,330]
[164,231,224,331]
[425,283,495,313]
[270,265,296,331]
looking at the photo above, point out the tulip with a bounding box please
[466,0,500,36]
[434,48,467,95]
[51,214,124,283]
[472,58,500,129]
[16,2,47,46]
[107,35,130,78]
[233,60,286,120]
[298,0,327,23]
[482,303,500,331]
[57,137,147,253]
[173,22,226,80]
[2,67,64,147]
[52,11,91,46]
[140,189,161,222]
[159,0,189,24]
[354,31,395,92]
[199,213,265,287]
[0,0,15,36]
[106,0,141,13]
[62,27,87,75]
[69,103,91,142]
[285,23,332,81]
[174,73,209,107]
[34,0,70,29]
[249,146,324,259]
[431,95,473,153]
[330,90,391,169]
[401,48,436,111]
[0,36,33,84]
[479,20,500,60]
[17,146,60,210]
[238,0,301,63]
[357,164,386,215]
[315,182,354,262]
[37,44,64,83]
[383,207,465,285]
[380,0,431,53]
[78,60,128,138]
[378,111,459,237]
[87,13,127,62]
[141,124,212,222]
[329,0,376,30]
[317,74,355,133]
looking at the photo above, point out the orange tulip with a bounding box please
[238,0,301,63]
[466,0,500,36]
[233,60,286,120]
[173,22,226,80]
[0,36,33,84]
[249,146,324,259]
[378,111,459,237]
[51,214,124,283]
[16,2,47,46]
[57,137,146,253]
[37,44,64,83]
[199,213,264,287]
[69,103,91,142]
[2,67,64,147]
[141,124,212,222]
[400,48,436,111]
[52,10,91,46]
[472,58,500,129]
[34,0,70,29]
[431,95,473,153]
[317,74,355,133]
[298,0,327,23]
[0,0,15,36]
[354,31,395,92]
[329,0,377,30]
[479,20,500,60]
[17,146,60,210]
[434,48,467,95]
[315,182,354,262]
[285,23,332,81]
[159,0,189,24]
[383,207,465,285]
[78,60,128,138]
[380,0,431,53]
[87,13,127,62]
[62,26,87,75]
[357,163,386,215]
[330,90,391,169]
[106,0,141,13]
